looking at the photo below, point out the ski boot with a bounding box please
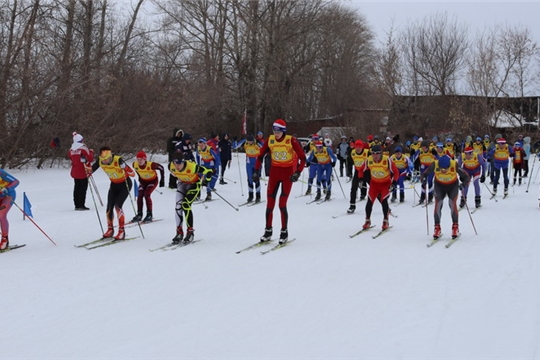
[279,229,288,245]
[184,227,194,243]
[382,218,389,230]
[418,193,426,205]
[390,192,397,203]
[504,187,508,196]
[305,188,312,196]
[451,223,460,238]
[255,193,261,203]
[347,204,356,214]
[362,218,371,230]
[247,193,254,203]
[459,197,466,209]
[0,236,8,250]
[433,224,442,238]
[103,225,114,238]
[143,212,153,223]
[114,227,125,241]
[205,192,212,201]
[132,212,143,222]
[172,227,184,244]
[475,196,481,208]
[260,227,272,243]
[314,191,322,201]
[399,192,405,203]
[219,178,227,185]
[325,190,331,201]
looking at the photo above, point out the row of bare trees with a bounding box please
[1,1,539,168]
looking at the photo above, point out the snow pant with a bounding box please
[73,177,89,208]
[433,181,459,225]
[175,182,200,229]
[265,166,295,230]
[106,178,132,228]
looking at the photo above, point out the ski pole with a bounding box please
[211,189,239,211]
[8,196,56,245]
[88,174,104,206]
[461,190,478,235]
[124,172,145,239]
[236,148,244,196]
[526,155,537,192]
[424,181,429,235]
[87,176,104,234]
[333,167,347,199]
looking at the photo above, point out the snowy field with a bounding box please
[2,152,540,359]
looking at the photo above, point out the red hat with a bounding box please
[497,138,506,144]
[355,140,364,147]
[136,151,147,159]
[367,135,374,141]
[315,141,323,147]
[464,146,473,153]
[272,119,287,131]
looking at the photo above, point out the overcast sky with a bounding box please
[347,1,540,45]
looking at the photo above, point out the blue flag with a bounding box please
[134,179,138,198]
[23,192,33,218]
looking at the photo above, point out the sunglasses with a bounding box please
[372,151,382,155]
[99,150,112,159]
[272,126,285,132]
[173,158,184,165]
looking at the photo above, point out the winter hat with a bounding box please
[341,135,347,140]
[476,136,482,141]
[198,137,207,143]
[272,119,287,132]
[438,155,451,169]
[315,141,323,147]
[355,140,364,148]
[136,151,147,160]
[436,142,444,148]
[72,132,83,143]
[421,140,429,148]
[497,138,506,144]
[514,142,521,147]
[395,146,402,153]
[246,134,254,142]
[183,133,192,140]
[367,135,374,141]
[176,129,184,137]
[371,145,382,153]
[464,147,474,153]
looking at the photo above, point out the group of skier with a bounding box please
[0,125,536,252]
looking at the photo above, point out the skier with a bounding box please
[166,128,183,188]
[458,146,486,209]
[196,137,219,201]
[254,119,306,244]
[242,134,262,203]
[307,140,337,201]
[512,141,526,185]
[336,135,349,177]
[347,140,370,213]
[414,140,437,204]
[0,169,20,250]
[218,133,232,185]
[304,134,320,196]
[91,147,135,240]
[487,138,513,196]
[421,155,470,239]
[357,145,399,230]
[389,146,413,203]
[169,152,213,244]
[67,132,94,211]
[131,151,165,223]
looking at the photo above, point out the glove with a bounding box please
[331,162,336,168]
[120,162,126,169]
[80,157,87,163]
[389,181,397,192]
[202,176,211,187]
[228,161,231,169]
[421,177,427,187]
[252,170,260,182]
[290,171,300,183]
[458,183,463,190]
[159,179,165,188]
[1,188,8,195]
[480,175,485,183]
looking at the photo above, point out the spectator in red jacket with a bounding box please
[67,132,94,211]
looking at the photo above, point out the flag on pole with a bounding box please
[23,192,33,218]
[241,109,247,135]
[134,179,139,198]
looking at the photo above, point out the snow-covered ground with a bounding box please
[3,152,540,359]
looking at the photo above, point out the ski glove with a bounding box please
[480,175,485,183]
[290,171,300,183]
[252,170,260,182]
[159,179,165,188]
[120,162,126,169]
[0,188,7,195]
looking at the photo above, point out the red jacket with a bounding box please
[68,145,94,179]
